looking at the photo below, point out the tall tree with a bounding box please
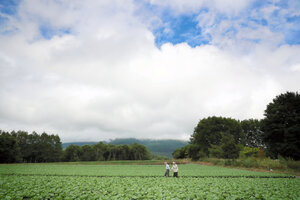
[129,143,150,160]
[80,145,96,161]
[220,134,240,159]
[0,131,21,163]
[190,116,243,155]
[241,119,264,148]
[92,142,107,161]
[12,131,30,162]
[51,134,63,162]
[27,132,40,163]
[63,145,82,161]
[262,92,300,160]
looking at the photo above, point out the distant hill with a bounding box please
[62,138,188,158]
[62,142,98,149]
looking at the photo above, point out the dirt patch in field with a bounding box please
[192,161,215,166]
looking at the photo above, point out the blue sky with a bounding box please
[1,0,300,46]
[148,0,300,47]
[0,0,300,141]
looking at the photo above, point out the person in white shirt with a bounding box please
[171,162,178,177]
[164,162,170,177]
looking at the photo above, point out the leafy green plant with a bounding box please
[1,175,299,199]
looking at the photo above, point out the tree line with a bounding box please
[0,130,62,163]
[63,142,150,161]
[173,92,300,161]
[0,131,150,163]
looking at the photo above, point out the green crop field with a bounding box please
[1,163,299,199]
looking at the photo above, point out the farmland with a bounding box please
[1,163,299,199]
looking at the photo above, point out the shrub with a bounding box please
[241,157,259,168]
[286,158,300,171]
[278,155,287,170]
[239,147,259,159]
[258,158,284,170]
[197,151,207,159]
[257,149,266,159]
[224,159,233,166]
[210,158,224,165]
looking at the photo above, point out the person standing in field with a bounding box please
[171,162,178,177]
[164,162,170,177]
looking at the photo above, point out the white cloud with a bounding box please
[290,63,300,72]
[0,0,299,142]
[147,0,254,15]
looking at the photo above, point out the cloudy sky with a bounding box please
[0,0,300,142]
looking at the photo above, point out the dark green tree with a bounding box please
[12,131,30,162]
[92,142,107,161]
[63,145,82,161]
[190,116,243,155]
[51,134,63,162]
[186,144,203,160]
[0,131,21,163]
[262,92,300,160]
[172,145,188,159]
[108,145,119,160]
[209,145,223,158]
[129,143,150,160]
[241,119,264,148]
[80,145,96,161]
[118,145,130,160]
[13,131,63,162]
[209,134,241,159]
[27,132,40,163]
[221,134,241,159]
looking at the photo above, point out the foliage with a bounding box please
[111,138,188,158]
[286,159,300,171]
[190,116,243,156]
[63,138,188,158]
[209,134,241,159]
[0,131,21,163]
[262,91,300,160]
[257,148,266,159]
[1,175,299,200]
[241,119,264,147]
[63,142,150,162]
[209,145,223,158]
[239,146,260,159]
[200,156,300,174]
[63,145,82,162]
[172,146,188,159]
[1,130,153,163]
[186,144,201,160]
[0,130,62,163]
[221,134,241,159]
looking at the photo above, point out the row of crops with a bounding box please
[0,164,293,177]
[1,175,299,199]
[1,163,299,199]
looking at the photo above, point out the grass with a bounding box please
[197,157,300,176]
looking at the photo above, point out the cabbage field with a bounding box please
[1,163,299,199]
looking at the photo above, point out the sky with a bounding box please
[0,0,300,142]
